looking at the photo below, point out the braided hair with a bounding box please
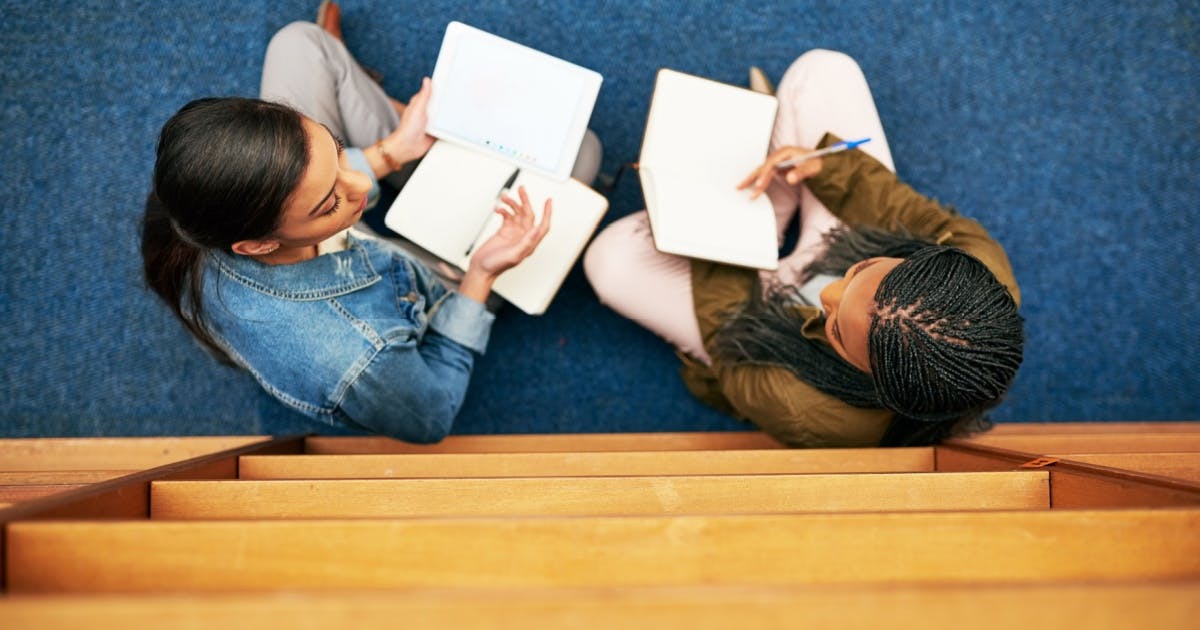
[712,225,1024,446]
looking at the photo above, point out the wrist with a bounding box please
[372,139,404,173]
[458,268,497,304]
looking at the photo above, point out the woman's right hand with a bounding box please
[737,145,825,199]
[381,77,436,166]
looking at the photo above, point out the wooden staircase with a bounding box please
[1,423,1198,627]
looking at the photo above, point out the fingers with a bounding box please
[409,77,432,106]
[738,146,821,199]
[498,186,538,229]
[517,186,535,230]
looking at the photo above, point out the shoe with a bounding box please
[316,1,384,84]
[316,1,343,42]
[749,66,774,95]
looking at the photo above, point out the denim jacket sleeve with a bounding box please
[336,314,490,443]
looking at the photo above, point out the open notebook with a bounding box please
[639,69,779,270]
[386,142,607,316]
[385,22,607,315]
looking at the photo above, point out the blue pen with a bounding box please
[774,137,871,169]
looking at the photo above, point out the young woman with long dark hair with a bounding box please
[141,9,600,442]
[585,50,1024,447]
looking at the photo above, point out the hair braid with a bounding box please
[712,224,1024,447]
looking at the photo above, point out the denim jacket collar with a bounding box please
[211,233,380,301]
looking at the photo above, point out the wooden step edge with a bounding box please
[0,580,1197,628]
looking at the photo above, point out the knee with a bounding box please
[795,48,860,71]
[583,217,641,303]
[265,21,327,58]
[777,49,863,95]
[571,130,603,186]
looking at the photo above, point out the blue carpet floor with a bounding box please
[1,0,1197,437]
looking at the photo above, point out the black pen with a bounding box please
[465,168,520,257]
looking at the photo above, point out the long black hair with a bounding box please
[141,98,309,363]
[712,225,1024,446]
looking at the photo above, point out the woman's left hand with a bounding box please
[385,77,436,163]
[468,185,553,278]
[737,145,825,199]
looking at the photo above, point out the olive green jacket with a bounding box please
[681,134,1021,448]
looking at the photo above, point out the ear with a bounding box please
[230,239,280,257]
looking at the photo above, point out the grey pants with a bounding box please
[259,21,603,186]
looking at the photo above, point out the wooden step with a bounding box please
[304,431,785,454]
[1049,452,1200,483]
[150,471,1048,519]
[0,471,132,484]
[0,484,88,503]
[0,437,270,471]
[958,433,1200,454]
[239,447,934,480]
[1,582,1197,628]
[9,509,1198,592]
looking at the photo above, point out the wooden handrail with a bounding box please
[936,441,1200,507]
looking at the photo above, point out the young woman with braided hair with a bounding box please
[584,50,1024,447]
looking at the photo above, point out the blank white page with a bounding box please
[640,69,778,178]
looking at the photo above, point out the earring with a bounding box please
[264,244,279,254]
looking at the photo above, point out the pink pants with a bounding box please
[584,49,896,363]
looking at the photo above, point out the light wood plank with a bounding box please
[0,484,88,502]
[958,433,1200,454]
[988,422,1200,435]
[1,582,1197,629]
[239,448,934,480]
[304,432,785,454]
[0,437,270,471]
[1048,452,1200,483]
[150,472,1048,519]
[9,509,1199,591]
[0,471,132,484]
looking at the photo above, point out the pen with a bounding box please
[465,167,520,257]
[774,137,871,169]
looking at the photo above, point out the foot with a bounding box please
[316,1,342,42]
[316,1,384,84]
[749,66,774,95]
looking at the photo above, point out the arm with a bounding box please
[337,288,495,443]
[337,327,480,444]
[742,133,1020,304]
[715,362,893,448]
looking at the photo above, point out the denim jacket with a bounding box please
[200,231,494,443]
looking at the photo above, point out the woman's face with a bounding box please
[269,117,373,249]
[820,256,903,373]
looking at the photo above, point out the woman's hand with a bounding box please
[737,145,825,199]
[458,186,552,304]
[379,77,436,166]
